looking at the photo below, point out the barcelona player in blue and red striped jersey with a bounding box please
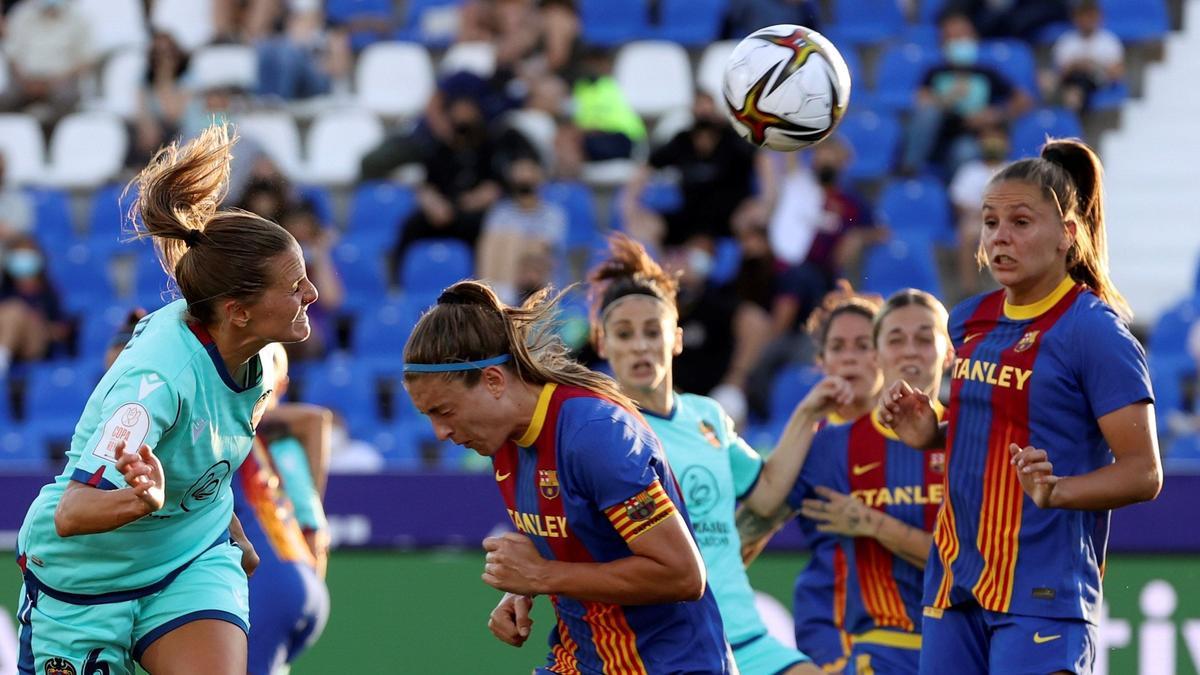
[789,290,954,674]
[403,280,734,674]
[882,139,1161,675]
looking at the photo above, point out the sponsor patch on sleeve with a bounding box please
[604,480,677,543]
[92,402,151,462]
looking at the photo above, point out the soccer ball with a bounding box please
[722,24,852,152]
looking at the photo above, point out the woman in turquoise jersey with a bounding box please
[588,234,822,675]
[15,124,318,675]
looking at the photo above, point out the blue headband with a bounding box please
[403,354,511,373]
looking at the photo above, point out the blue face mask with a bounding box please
[5,249,44,279]
[944,38,979,66]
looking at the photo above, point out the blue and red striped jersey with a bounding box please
[927,278,1153,623]
[491,383,733,674]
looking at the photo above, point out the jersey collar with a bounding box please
[1003,276,1076,321]
[515,383,557,447]
[186,321,261,393]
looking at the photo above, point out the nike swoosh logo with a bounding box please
[1033,632,1062,644]
[495,471,511,482]
[852,462,882,476]
[138,374,165,400]
[964,332,982,344]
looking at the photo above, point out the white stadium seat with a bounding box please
[42,112,128,189]
[77,0,148,55]
[614,41,694,118]
[233,112,303,180]
[697,40,738,100]
[151,0,216,52]
[97,49,147,119]
[504,109,557,169]
[355,42,435,119]
[188,44,258,92]
[439,41,496,77]
[0,113,46,186]
[651,107,694,146]
[304,108,385,185]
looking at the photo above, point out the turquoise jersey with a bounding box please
[268,437,327,532]
[644,393,766,646]
[18,300,270,598]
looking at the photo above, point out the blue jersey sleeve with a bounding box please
[1072,301,1153,418]
[268,437,327,532]
[70,367,180,490]
[722,412,764,500]
[566,413,665,512]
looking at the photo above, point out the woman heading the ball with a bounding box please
[882,138,1161,675]
[402,280,734,673]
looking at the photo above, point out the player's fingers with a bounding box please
[812,486,843,501]
[482,536,502,552]
[1021,461,1054,475]
[481,572,502,589]
[814,523,839,533]
[502,532,528,545]
[1034,474,1060,485]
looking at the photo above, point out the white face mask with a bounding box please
[687,247,714,278]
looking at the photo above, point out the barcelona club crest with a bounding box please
[624,491,655,521]
[538,469,560,500]
[698,420,722,448]
[930,452,946,474]
[44,657,76,675]
[1013,330,1040,353]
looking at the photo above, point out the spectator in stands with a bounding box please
[0,0,95,129]
[564,47,646,162]
[476,156,567,304]
[280,204,344,360]
[389,94,502,287]
[1049,0,1124,115]
[538,0,583,78]
[132,31,191,169]
[255,0,353,101]
[622,92,757,252]
[0,153,34,252]
[725,0,822,40]
[949,124,1009,299]
[0,237,68,378]
[900,10,1032,178]
[950,0,1069,42]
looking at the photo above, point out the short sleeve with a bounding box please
[70,368,180,490]
[268,437,327,532]
[786,428,838,510]
[1073,303,1153,418]
[722,413,764,499]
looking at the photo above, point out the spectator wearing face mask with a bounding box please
[476,156,568,304]
[0,237,69,377]
[949,125,1010,299]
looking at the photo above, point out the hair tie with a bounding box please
[183,230,203,249]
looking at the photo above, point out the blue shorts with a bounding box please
[919,603,1096,675]
[247,557,329,674]
[845,630,920,674]
[732,631,809,675]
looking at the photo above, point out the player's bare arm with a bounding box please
[54,440,163,537]
[801,486,931,568]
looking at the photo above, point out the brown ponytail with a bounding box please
[126,123,297,325]
[586,233,680,347]
[987,137,1131,321]
[404,280,639,411]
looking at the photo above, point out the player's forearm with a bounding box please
[868,512,931,569]
[535,554,705,604]
[54,484,153,536]
[735,503,794,563]
[1047,456,1162,510]
[744,412,820,517]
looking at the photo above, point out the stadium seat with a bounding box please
[300,356,381,431]
[234,112,303,180]
[95,49,147,120]
[77,0,148,55]
[696,40,737,99]
[1100,0,1169,42]
[87,183,130,255]
[862,234,943,298]
[327,0,396,50]
[978,40,1039,100]
[872,42,940,112]
[541,181,601,253]
[296,184,336,226]
[439,41,496,77]
[25,187,74,248]
[1148,299,1199,378]
[769,364,823,429]
[0,426,48,470]
[709,237,741,285]
[188,44,259,92]
[877,176,954,244]
[332,241,390,313]
[580,0,648,46]
[838,109,900,181]
[1090,80,1129,111]
[132,250,180,310]
[650,107,692,147]
[48,243,115,315]
[24,363,94,429]
[366,420,425,470]
[355,42,435,118]
[350,296,426,368]
[399,0,462,46]
[614,41,694,118]
[346,181,416,249]
[0,113,46,185]
[504,109,557,169]
[150,0,215,52]
[76,303,139,361]
[1150,360,1185,439]
[41,112,128,190]
[304,108,384,186]
[609,180,683,230]
[1165,432,1200,472]
[400,239,473,297]
[653,0,725,47]
[1009,107,1084,159]
[829,0,906,46]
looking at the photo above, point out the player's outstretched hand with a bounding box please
[800,486,878,538]
[488,593,535,647]
[115,441,165,513]
[1010,443,1059,508]
[878,380,940,449]
[482,532,548,597]
[795,376,856,421]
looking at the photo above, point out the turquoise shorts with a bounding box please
[16,539,249,675]
[733,631,809,675]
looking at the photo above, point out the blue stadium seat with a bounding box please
[399,0,465,46]
[332,241,389,313]
[26,187,74,250]
[0,426,48,470]
[87,183,130,259]
[47,242,115,315]
[77,303,141,361]
[346,181,415,249]
[300,356,380,431]
[769,364,823,430]
[872,42,940,111]
[653,0,725,46]
[900,24,941,52]
[1165,432,1200,473]
[1150,360,1185,439]
[1148,299,1199,378]
[580,0,647,46]
[541,181,601,253]
[839,109,900,181]
[609,180,683,231]
[829,0,906,46]
[132,249,180,310]
[24,363,96,429]
[918,0,949,25]
[877,176,954,244]
[1100,0,1168,42]
[862,234,943,298]
[327,0,396,50]
[978,40,1039,100]
[1009,107,1084,159]
[400,239,473,297]
[297,184,335,226]
[350,296,427,369]
[1035,21,1073,45]
[366,420,425,470]
[1090,80,1129,111]
[709,237,741,286]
